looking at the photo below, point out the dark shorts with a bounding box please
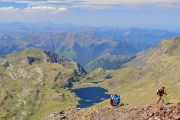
[111,103,120,106]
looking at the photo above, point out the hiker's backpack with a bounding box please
[115,97,120,104]
[157,89,164,96]
[157,89,160,95]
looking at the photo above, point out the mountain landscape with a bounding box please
[42,37,180,120]
[0,48,86,120]
[0,22,179,71]
[75,37,180,105]
[0,36,179,120]
[1,0,180,119]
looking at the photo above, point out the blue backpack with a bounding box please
[115,97,121,104]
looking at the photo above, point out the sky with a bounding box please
[0,0,180,30]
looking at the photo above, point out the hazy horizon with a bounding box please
[0,21,180,32]
[0,0,180,31]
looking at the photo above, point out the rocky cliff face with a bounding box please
[44,51,87,75]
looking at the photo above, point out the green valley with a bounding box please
[0,37,179,120]
[75,37,180,106]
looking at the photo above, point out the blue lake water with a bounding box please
[73,87,110,108]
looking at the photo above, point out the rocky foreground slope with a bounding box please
[43,103,180,120]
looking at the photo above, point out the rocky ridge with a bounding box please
[43,103,180,120]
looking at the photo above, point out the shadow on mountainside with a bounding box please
[73,87,110,108]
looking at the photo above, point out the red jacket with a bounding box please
[110,97,114,104]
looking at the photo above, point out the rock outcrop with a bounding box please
[44,51,87,75]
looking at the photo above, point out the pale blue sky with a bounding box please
[0,0,180,30]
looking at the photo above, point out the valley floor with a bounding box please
[43,103,180,120]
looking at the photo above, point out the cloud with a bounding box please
[0,0,180,9]
[29,6,67,11]
[76,0,180,9]
[0,0,179,23]
[0,6,67,22]
[79,0,180,5]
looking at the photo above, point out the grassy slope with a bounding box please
[29,63,78,120]
[85,53,134,72]
[0,49,79,120]
[75,37,180,107]
[1,37,180,119]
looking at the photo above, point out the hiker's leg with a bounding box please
[116,103,119,107]
[162,97,165,104]
[157,97,161,104]
[112,104,117,108]
[111,103,114,106]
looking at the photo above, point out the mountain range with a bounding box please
[78,37,180,105]
[0,22,179,71]
[0,36,179,120]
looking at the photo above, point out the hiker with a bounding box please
[110,95,114,105]
[157,87,167,104]
[115,95,121,106]
[110,94,121,106]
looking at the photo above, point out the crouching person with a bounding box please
[110,94,121,107]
